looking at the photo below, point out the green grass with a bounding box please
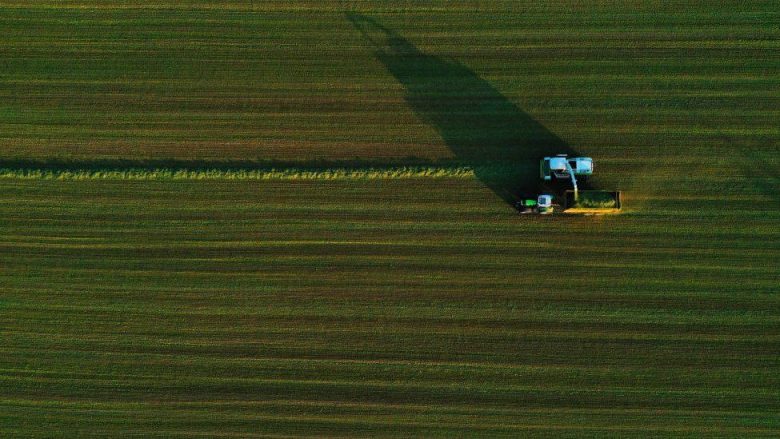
[1,178,778,436]
[2,2,777,167]
[1,0,779,436]
[0,165,479,181]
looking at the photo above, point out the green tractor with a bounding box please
[516,194,554,215]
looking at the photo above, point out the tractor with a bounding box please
[516,194,554,215]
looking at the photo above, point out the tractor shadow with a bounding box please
[347,13,591,205]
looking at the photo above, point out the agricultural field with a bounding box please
[2,177,778,436]
[1,0,779,437]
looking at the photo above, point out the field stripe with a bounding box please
[0,166,482,181]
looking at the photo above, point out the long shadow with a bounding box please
[347,13,590,204]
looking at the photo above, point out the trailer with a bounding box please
[562,190,622,214]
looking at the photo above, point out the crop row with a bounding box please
[0,166,490,181]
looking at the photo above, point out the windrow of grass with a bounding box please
[0,166,487,181]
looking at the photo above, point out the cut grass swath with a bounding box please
[0,166,481,181]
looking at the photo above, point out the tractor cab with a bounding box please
[537,194,553,214]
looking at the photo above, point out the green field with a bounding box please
[3,178,778,436]
[2,1,780,437]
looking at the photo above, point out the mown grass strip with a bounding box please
[0,166,482,181]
